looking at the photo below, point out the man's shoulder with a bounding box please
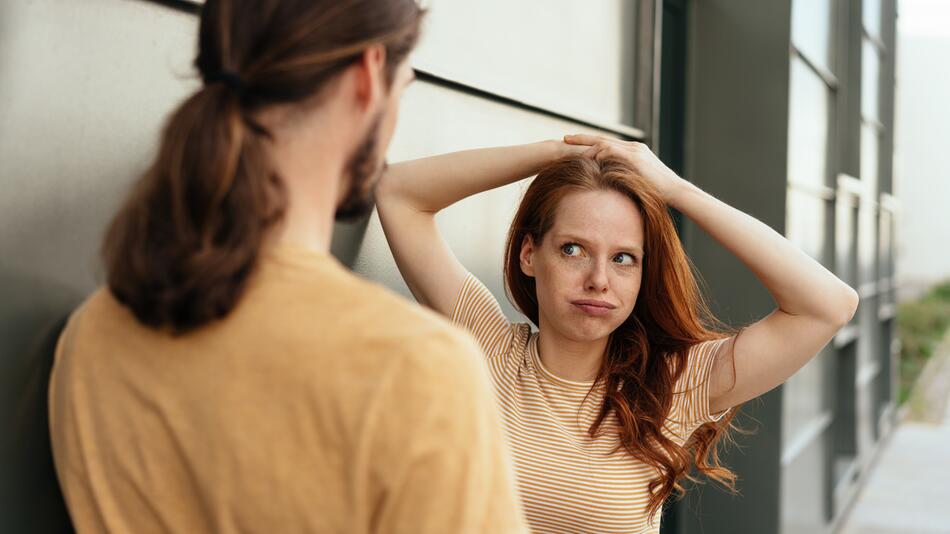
[359,282,482,366]
[291,267,481,362]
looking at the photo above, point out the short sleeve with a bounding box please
[450,273,517,359]
[670,336,733,440]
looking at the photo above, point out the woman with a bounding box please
[376,135,859,533]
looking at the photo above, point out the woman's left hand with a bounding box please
[563,133,686,205]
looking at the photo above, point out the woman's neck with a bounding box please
[536,325,608,383]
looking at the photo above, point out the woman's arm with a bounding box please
[376,140,579,315]
[565,134,859,414]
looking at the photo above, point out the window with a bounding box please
[792,0,835,73]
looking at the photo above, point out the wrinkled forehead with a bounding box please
[547,189,645,251]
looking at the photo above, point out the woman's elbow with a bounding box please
[830,285,860,327]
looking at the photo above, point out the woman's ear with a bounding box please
[519,234,536,277]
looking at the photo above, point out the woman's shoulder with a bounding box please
[510,322,533,351]
[687,336,732,358]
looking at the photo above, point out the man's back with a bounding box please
[49,245,525,533]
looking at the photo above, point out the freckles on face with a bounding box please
[533,189,645,341]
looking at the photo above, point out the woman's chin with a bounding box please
[558,323,616,345]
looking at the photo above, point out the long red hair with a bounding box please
[503,155,745,520]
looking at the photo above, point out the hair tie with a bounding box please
[206,70,247,97]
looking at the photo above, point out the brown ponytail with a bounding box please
[103,0,424,334]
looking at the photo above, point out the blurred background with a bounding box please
[1,0,947,533]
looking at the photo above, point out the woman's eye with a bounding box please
[561,243,581,256]
[613,253,636,265]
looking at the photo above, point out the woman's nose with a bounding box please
[585,259,609,292]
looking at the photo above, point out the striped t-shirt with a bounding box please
[451,273,731,534]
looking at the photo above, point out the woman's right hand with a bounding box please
[552,138,590,160]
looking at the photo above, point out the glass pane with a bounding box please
[781,432,829,533]
[788,57,831,189]
[786,188,831,266]
[863,0,882,39]
[862,39,881,121]
[782,350,829,447]
[792,0,834,73]
[413,0,638,128]
[862,123,880,194]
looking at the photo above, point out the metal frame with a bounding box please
[413,70,647,140]
[791,44,840,90]
[641,0,664,149]
[148,0,199,13]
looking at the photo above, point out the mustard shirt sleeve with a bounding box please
[672,336,734,440]
[367,329,527,534]
[450,273,517,358]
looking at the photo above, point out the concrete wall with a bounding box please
[0,1,197,529]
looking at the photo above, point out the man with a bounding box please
[48,1,525,532]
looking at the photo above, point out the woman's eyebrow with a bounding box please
[554,234,643,255]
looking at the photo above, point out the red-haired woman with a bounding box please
[376,135,858,533]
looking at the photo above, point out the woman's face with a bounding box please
[520,188,645,343]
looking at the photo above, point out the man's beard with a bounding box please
[335,112,385,222]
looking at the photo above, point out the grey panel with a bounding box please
[673,1,792,533]
[877,207,893,283]
[855,297,880,460]
[835,192,860,289]
[781,431,830,534]
[413,0,639,129]
[0,0,198,529]
[861,123,880,194]
[832,340,858,480]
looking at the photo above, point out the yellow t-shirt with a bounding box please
[49,245,527,534]
[451,273,731,534]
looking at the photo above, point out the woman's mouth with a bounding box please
[571,299,616,316]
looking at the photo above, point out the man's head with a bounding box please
[333,53,416,221]
[195,0,424,220]
[103,0,425,333]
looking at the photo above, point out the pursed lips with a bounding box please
[571,299,616,316]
